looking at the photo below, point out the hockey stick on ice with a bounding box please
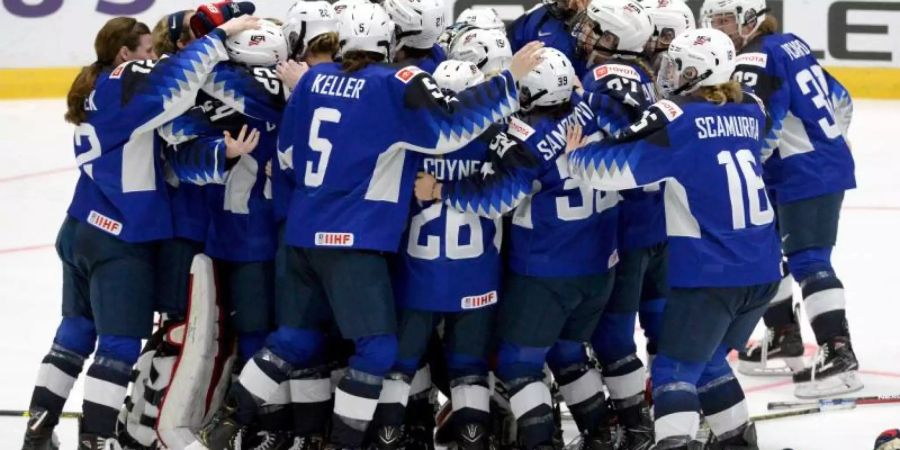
[751,401,856,422]
[0,409,82,419]
[767,394,900,411]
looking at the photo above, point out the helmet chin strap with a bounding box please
[672,69,713,96]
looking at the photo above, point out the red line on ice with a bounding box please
[0,166,75,183]
[0,243,54,255]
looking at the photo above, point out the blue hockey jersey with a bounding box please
[568,97,782,288]
[161,64,288,261]
[394,127,506,312]
[582,60,666,252]
[67,30,229,243]
[283,63,519,252]
[507,5,588,79]
[733,33,856,204]
[442,96,620,278]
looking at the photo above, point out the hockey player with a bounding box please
[383,0,447,73]
[195,4,544,449]
[416,48,620,449]
[566,28,780,450]
[20,14,258,450]
[702,0,861,397]
[508,0,590,78]
[370,60,501,450]
[642,0,695,68]
[571,1,659,446]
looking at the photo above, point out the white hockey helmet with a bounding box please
[455,7,505,30]
[448,28,512,76]
[644,0,695,48]
[284,1,338,59]
[383,0,446,50]
[573,0,655,58]
[336,3,395,58]
[433,59,485,92]
[518,48,576,111]
[333,0,367,18]
[700,0,767,39]
[225,19,290,66]
[657,28,737,96]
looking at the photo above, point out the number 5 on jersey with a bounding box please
[305,107,341,187]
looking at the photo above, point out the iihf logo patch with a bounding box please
[249,35,266,46]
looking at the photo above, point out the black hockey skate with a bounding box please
[21,408,59,450]
[737,324,805,376]
[456,422,491,450]
[404,424,436,450]
[77,434,123,450]
[195,404,248,450]
[244,429,296,450]
[371,425,404,450]
[704,422,758,450]
[288,434,325,450]
[619,410,653,450]
[793,336,862,398]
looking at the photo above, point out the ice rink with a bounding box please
[0,98,898,449]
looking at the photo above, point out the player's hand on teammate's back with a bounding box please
[565,123,586,154]
[218,15,261,37]
[415,172,440,202]
[276,61,309,91]
[224,125,260,158]
[509,42,545,82]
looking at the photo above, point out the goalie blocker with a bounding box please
[117,254,236,449]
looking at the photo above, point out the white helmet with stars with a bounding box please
[574,0,654,57]
[383,0,446,50]
[284,1,338,60]
[336,3,395,58]
[700,0,767,39]
[657,28,737,96]
[518,48,577,111]
[455,7,505,30]
[447,27,512,76]
[432,59,485,92]
[226,19,290,66]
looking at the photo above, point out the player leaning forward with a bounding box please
[566,28,780,449]
[19,14,258,450]
[195,4,545,449]
[702,0,860,397]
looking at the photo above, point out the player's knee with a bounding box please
[53,316,97,357]
[238,330,268,363]
[351,334,398,377]
[96,335,141,366]
[651,353,705,388]
[496,340,547,381]
[546,339,587,372]
[786,247,835,282]
[446,352,487,379]
[265,326,325,367]
[591,313,638,364]
[697,345,732,387]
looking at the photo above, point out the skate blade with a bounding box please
[794,370,864,399]
[737,356,806,377]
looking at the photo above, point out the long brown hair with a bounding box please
[308,32,340,60]
[757,15,779,36]
[65,17,151,124]
[697,80,744,105]
[341,50,384,72]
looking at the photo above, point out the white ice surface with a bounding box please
[0,99,898,449]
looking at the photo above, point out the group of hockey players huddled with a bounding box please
[20,0,860,448]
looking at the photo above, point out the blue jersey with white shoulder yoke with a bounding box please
[394,126,508,312]
[582,59,666,252]
[733,33,855,204]
[568,97,781,287]
[283,63,519,252]
[508,5,588,79]
[442,94,620,278]
[164,64,286,261]
[67,30,229,243]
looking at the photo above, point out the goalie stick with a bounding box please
[768,394,900,411]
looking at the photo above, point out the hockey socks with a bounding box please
[81,336,140,437]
